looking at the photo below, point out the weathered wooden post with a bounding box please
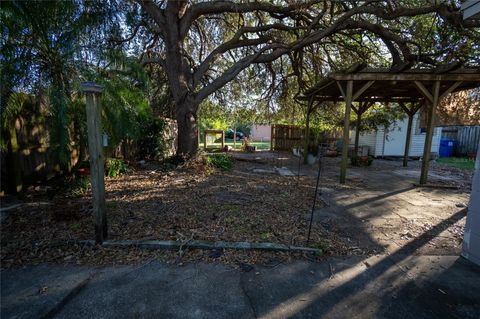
[403,112,414,167]
[270,124,274,151]
[340,80,353,184]
[399,101,421,168]
[81,82,107,244]
[204,130,207,151]
[419,81,440,185]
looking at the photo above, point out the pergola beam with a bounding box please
[332,72,480,82]
[440,81,463,100]
[414,81,434,103]
[352,81,375,100]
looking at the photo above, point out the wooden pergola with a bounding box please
[301,65,480,185]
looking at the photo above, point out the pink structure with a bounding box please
[250,125,271,141]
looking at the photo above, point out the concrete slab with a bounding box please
[1,264,96,319]
[2,256,479,319]
[54,263,253,319]
[275,166,296,176]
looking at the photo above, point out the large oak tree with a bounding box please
[127,0,479,156]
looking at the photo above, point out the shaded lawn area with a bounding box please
[436,157,475,170]
[201,138,270,150]
[1,160,346,268]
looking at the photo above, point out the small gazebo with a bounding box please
[300,65,480,185]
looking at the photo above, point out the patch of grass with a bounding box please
[70,223,81,231]
[351,155,374,166]
[62,176,91,197]
[160,161,176,172]
[260,232,272,241]
[312,240,331,255]
[205,153,233,171]
[436,157,475,170]
[200,139,270,150]
[106,202,117,209]
[105,158,127,177]
[218,204,240,212]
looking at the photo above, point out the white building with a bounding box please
[250,124,271,141]
[351,113,442,157]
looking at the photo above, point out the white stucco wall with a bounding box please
[462,145,480,265]
[250,125,271,141]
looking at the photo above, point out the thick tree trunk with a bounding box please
[176,98,199,157]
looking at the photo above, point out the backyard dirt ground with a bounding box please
[1,151,473,269]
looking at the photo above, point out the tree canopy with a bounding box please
[1,0,479,160]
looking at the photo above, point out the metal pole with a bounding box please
[307,153,322,245]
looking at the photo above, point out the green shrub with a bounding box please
[160,161,176,172]
[351,155,374,167]
[205,153,233,171]
[70,223,81,231]
[62,176,91,197]
[137,118,167,159]
[106,158,127,177]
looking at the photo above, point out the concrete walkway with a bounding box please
[2,255,479,319]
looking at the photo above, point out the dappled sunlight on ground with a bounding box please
[1,151,472,268]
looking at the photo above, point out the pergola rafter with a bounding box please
[300,66,480,185]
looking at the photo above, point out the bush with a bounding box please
[137,117,167,159]
[205,153,233,171]
[62,175,91,197]
[351,155,374,167]
[106,158,127,177]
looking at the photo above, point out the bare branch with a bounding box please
[180,0,323,39]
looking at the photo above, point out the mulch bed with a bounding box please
[1,159,350,269]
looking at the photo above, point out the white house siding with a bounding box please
[351,114,441,157]
[350,130,378,154]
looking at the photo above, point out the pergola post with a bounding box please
[270,125,274,151]
[403,113,414,167]
[352,101,373,155]
[304,96,314,164]
[354,111,362,155]
[419,81,440,184]
[233,127,236,149]
[340,80,353,184]
[399,101,422,167]
[203,131,207,151]
[81,82,107,244]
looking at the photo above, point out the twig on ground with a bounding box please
[329,263,335,279]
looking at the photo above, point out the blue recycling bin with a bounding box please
[439,138,456,158]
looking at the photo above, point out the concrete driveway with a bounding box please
[2,254,479,319]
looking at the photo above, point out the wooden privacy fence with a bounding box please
[457,126,480,155]
[270,124,305,150]
[441,125,480,155]
[270,124,343,151]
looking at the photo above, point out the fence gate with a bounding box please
[270,124,305,151]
